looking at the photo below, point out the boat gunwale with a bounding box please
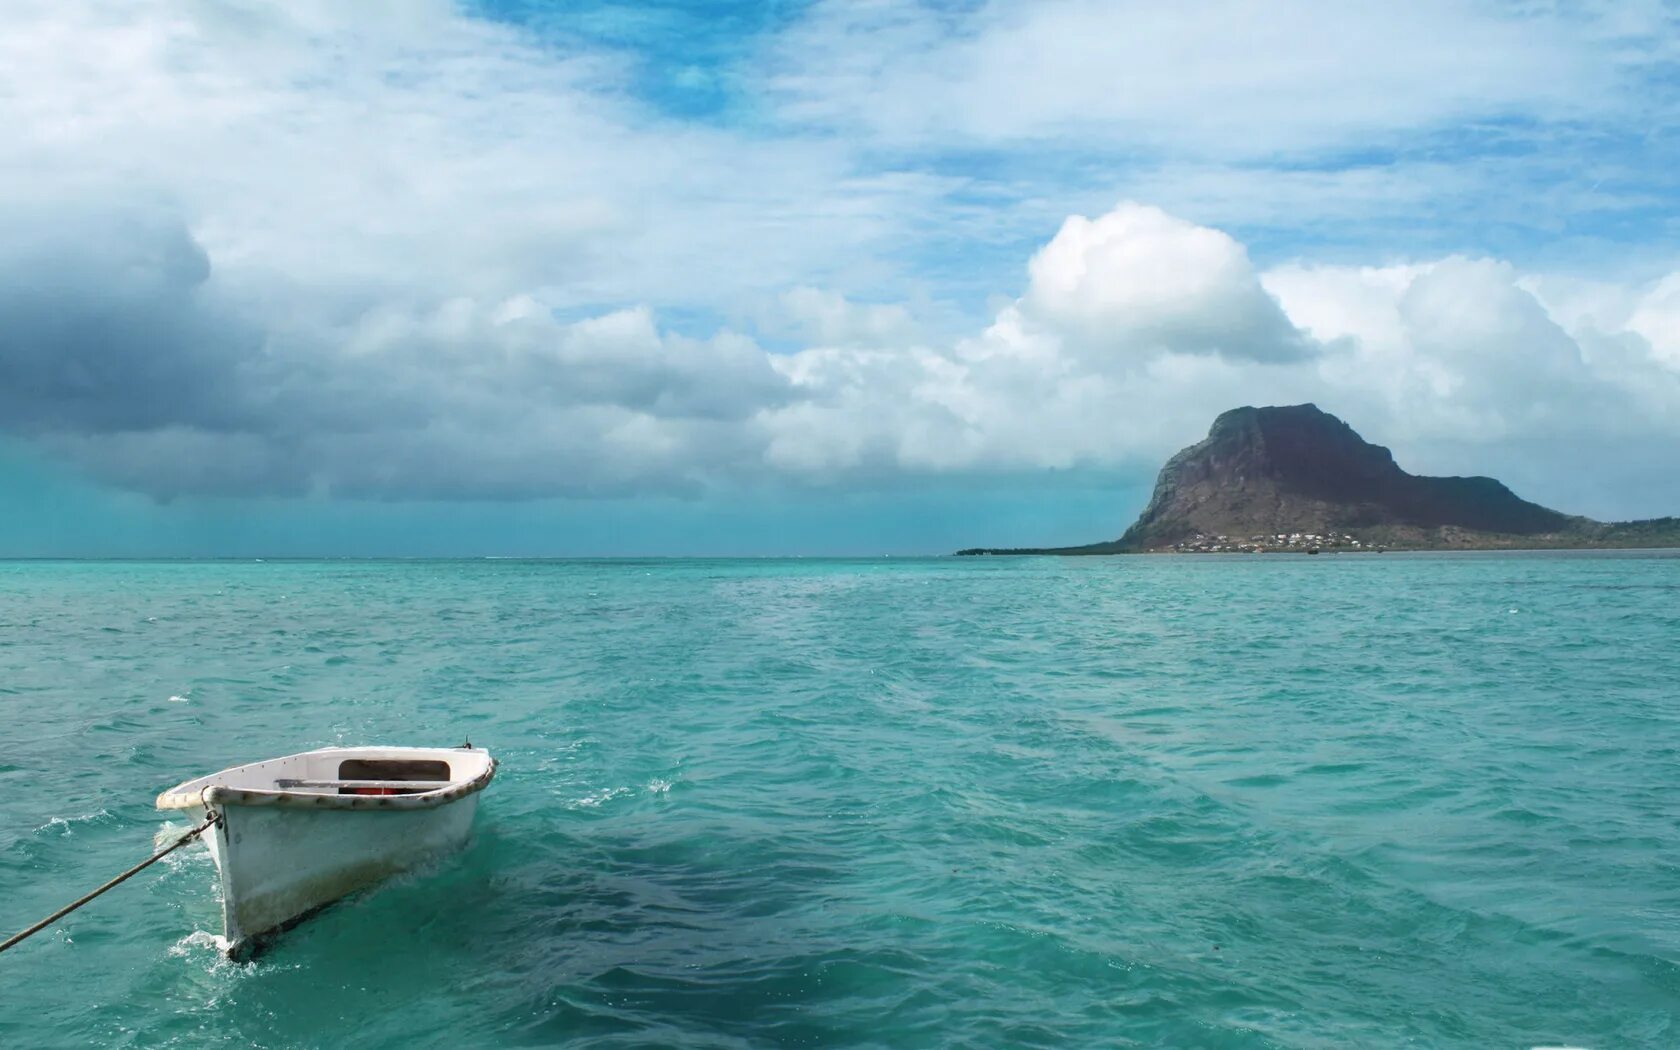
[156,747,496,813]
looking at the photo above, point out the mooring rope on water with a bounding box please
[0,813,219,955]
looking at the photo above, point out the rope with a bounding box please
[0,813,218,956]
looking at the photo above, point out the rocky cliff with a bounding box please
[960,404,1680,554]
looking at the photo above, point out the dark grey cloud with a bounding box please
[0,204,264,436]
[0,201,800,501]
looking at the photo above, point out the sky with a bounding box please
[1,0,1678,556]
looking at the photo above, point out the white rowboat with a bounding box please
[157,744,495,957]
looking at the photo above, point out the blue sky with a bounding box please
[1,0,1678,555]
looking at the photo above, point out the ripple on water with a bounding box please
[0,554,1675,1048]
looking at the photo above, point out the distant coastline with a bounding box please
[958,539,1680,556]
[960,405,1680,555]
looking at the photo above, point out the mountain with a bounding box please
[960,404,1680,554]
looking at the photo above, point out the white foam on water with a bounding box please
[167,694,190,703]
[168,930,293,980]
[35,809,111,837]
[168,929,228,960]
[647,778,673,794]
[153,821,216,862]
[569,785,632,809]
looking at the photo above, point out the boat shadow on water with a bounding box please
[457,821,905,1046]
[160,776,911,1046]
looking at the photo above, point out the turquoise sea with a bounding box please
[1,553,1676,1048]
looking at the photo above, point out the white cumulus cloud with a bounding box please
[1020,203,1312,362]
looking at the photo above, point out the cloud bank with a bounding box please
[5,192,1679,517]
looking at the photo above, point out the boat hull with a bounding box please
[158,745,496,957]
[206,794,479,955]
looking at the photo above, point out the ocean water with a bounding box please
[1,553,1676,1049]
